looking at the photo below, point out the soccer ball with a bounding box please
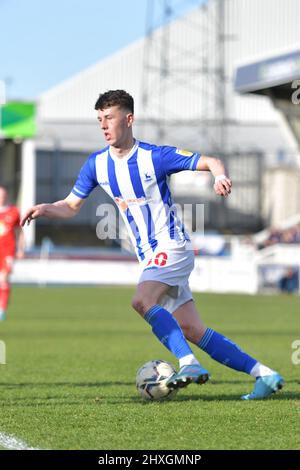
[136,359,178,401]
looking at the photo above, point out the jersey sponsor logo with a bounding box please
[175,148,194,157]
[115,197,128,212]
[98,181,110,186]
[115,196,148,211]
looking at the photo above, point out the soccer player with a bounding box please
[21,90,283,400]
[0,185,25,320]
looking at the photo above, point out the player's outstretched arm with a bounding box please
[196,155,232,197]
[20,193,85,227]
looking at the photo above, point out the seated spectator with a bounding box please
[259,223,300,249]
[278,268,299,294]
[258,228,281,249]
[293,224,300,243]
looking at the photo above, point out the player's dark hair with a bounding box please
[94,90,134,114]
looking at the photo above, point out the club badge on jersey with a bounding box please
[175,149,194,157]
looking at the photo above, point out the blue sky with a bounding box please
[0,0,202,101]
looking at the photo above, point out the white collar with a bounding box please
[109,140,139,162]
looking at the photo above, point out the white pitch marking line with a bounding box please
[0,432,41,450]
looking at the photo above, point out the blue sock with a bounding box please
[198,328,257,374]
[144,305,193,360]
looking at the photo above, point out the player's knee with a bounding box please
[131,295,153,316]
[179,322,193,340]
[179,321,206,344]
[131,296,145,315]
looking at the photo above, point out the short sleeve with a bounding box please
[160,146,201,175]
[71,153,98,199]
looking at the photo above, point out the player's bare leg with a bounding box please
[131,280,171,316]
[172,299,206,344]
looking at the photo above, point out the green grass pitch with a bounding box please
[0,286,299,450]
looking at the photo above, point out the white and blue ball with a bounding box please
[136,359,178,401]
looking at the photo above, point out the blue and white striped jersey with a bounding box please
[72,140,200,261]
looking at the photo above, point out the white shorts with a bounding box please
[138,244,195,313]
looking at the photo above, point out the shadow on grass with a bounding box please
[0,395,145,407]
[211,379,299,385]
[1,378,298,389]
[0,381,134,388]
[0,377,299,408]
[1,390,299,408]
[175,390,300,402]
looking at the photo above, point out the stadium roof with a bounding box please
[234,49,300,98]
[234,47,300,158]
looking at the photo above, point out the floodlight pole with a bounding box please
[141,0,230,154]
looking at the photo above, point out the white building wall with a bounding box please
[38,38,145,122]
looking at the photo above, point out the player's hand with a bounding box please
[20,204,47,227]
[213,175,232,197]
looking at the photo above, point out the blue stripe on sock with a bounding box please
[144,305,161,323]
[198,328,257,375]
[198,328,214,350]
